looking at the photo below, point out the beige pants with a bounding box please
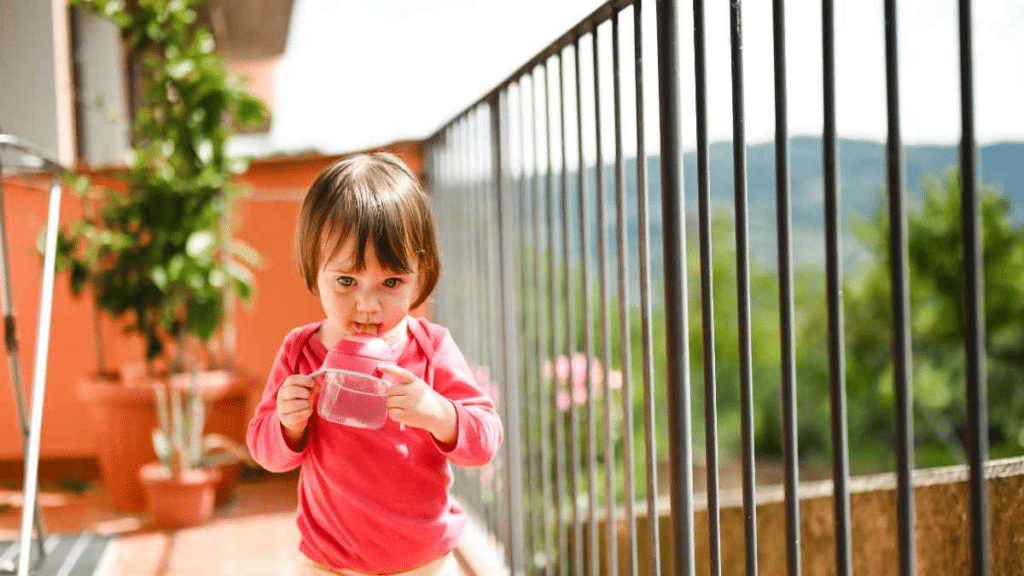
[299,553,458,576]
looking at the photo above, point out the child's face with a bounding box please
[316,236,420,340]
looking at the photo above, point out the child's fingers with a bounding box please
[385,385,408,398]
[284,375,315,389]
[378,363,417,384]
[280,399,312,414]
[280,385,312,401]
[386,406,409,430]
[282,407,313,421]
[386,395,409,410]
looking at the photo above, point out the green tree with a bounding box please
[845,169,1024,464]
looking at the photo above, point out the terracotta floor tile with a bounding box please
[1,470,503,575]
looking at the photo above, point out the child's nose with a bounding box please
[355,293,381,313]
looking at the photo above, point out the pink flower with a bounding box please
[545,353,624,412]
[607,369,623,390]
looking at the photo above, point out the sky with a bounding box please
[233,0,1024,158]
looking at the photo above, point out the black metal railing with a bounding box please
[423,0,992,575]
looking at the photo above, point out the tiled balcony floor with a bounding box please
[0,471,502,575]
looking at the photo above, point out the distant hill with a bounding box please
[529,138,1023,281]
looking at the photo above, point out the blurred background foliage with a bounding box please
[522,166,1023,505]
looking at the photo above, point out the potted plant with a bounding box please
[140,369,253,528]
[55,0,267,510]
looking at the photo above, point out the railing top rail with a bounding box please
[0,134,69,175]
[425,0,634,146]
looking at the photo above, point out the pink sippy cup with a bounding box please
[310,335,396,429]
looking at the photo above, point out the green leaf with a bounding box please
[229,238,263,267]
[185,230,215,258]
[70,262,91,295]
[187,297,221,341]
[150,267,168,291]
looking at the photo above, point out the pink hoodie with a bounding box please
[246,317,503,574]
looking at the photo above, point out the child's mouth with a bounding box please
[351,322,380,335]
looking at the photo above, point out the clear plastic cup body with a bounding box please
[315,368,390,429]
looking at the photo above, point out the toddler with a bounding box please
[246,153,504,576]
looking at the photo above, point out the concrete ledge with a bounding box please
[575,456,1024,575]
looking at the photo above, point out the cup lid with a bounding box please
[320,334,396,374]
[333,334,394,360]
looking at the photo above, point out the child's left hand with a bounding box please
[379,364,457,444]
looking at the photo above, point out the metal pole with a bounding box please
[771,2,802,574]
[691,0,722,573]
[821,1,853,574]
[493,91,527,575]
[958,0,989,573]
[17,175,62,576]
[654,0,696,574]
[883,1,916,573]
[727,5,759,575]
[611,12,639,574]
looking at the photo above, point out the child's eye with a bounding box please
[383,278,403,289]
[337,276,355,287]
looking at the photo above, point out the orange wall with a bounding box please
[0,140,424,461]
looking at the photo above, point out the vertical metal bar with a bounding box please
[592,23,619,576]
[821,1,853,575]
[574,35,600,576]
[470,112,486,525]
[517,79,539,576]
[439,127,452,338]
[433,134,447,329]
[532,68,555,576]
[486,104,505,536]
[16,176,61,576]
[691,0,722,573]
[465,115,480,377]
[454,121,467,349]
[958,1,988,573]
[727,3,759,575]
[451,125,462,344]
[545,58,569,576]
[611,12,639,574]
[883,1,915,574]
[771,1,802,574]
[558,48,584,576]
[452,122,463,351]
[467,113,481,522]
[638,2,667,573]
[493,90,527,575]
[454,121,468,354]
[473,112,491,527]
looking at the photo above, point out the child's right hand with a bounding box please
[277,374,318,438]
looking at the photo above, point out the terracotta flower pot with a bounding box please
[138,462,222,528]
[77,370,252,511]
[214,461,242,506]
[77,375,162,511]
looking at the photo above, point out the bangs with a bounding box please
[321,195,418,275]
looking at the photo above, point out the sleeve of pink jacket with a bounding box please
[246,331,307,473]
[429,328,504,468]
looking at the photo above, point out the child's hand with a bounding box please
[379,364,457,444]
[277,374,318,444]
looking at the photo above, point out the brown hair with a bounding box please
[295,152,440,309]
